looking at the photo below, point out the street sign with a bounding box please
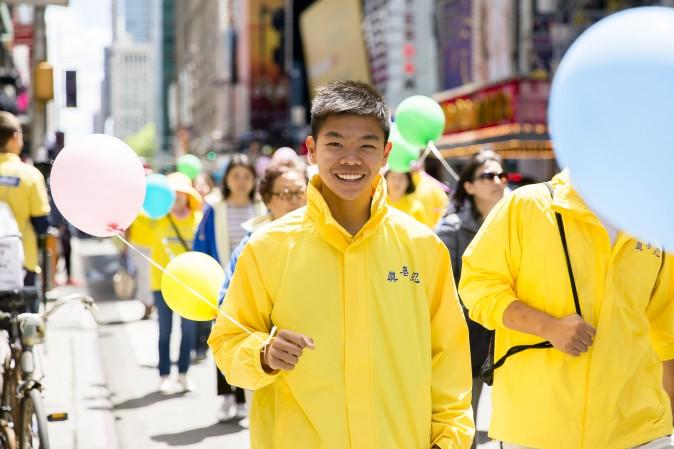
[2,0,68,6]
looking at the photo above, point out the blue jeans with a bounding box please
[153,291,196,376]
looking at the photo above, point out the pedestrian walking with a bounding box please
[150,173,203,394]
[460,169,674,449]
[384,169,431,226]
[209,80,474,449]
[192,154,265,413]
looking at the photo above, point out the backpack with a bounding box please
[0,201,24,289]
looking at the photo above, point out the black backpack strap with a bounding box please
[481,182,580,385]
[545,182,581,316]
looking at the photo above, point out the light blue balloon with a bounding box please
[142,174,176,219]
[549,6,674,248]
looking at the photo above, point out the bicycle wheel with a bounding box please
[19,388,48,449]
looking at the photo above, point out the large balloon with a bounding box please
[50,134,145,237]
[161,252,224,321]
[395,95,446,147]
[142,174,176,219]
[387,123,420,172]
[549,6,674,248]
[177,154,202,180]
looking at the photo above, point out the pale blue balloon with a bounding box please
[142,174,176,219]
[549,6,674,248]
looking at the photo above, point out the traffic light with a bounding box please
[33,62,53,102]
[65,70,77,108]
[271,7,285,72]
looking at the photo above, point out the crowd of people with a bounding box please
[3,78,674,449]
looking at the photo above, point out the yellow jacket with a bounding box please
[411,170,449,228]
[459,170,674,449]
[148,210,202,291]
[209,175,474,449]
[387,194,432,227]
[0,153,50,271]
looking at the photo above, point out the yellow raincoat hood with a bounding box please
[210,174,474,449]
[460,170,674,449]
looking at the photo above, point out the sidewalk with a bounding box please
[41,284,119,449]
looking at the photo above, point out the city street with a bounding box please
[43,237,496,449]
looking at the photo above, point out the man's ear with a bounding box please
[382,140,393,166]
[306,135,317,165]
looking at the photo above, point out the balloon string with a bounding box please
[427,141,460,181]
[115,232,267,345]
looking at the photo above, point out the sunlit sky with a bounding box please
[46,0,111,144]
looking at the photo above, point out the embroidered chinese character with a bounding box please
[636,242,644,251]
[387,271,398,282]
[410,272,420,284]
[400,266,409,277]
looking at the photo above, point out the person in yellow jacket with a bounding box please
[384,169,432,226]
[150,173,203,394]
[208,80,474,449]
[410,167,449,228]
[459,169,674,449]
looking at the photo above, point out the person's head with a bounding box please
[306,80,392,203]
[167,172,202,212]
[385,170,415,202]
[221,153,257,201]
[452,150,507,218]
[193,172,215,199]
[0,112,22,154]
[259,163,308,220]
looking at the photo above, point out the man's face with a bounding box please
[306,114,391,202]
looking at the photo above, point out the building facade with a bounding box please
[109,42,154,139]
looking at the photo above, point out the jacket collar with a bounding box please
[549,169,603,227]
[0,153,19,163]
[306,174,388,252]
[241,213,273,233]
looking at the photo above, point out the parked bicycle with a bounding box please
[0,287,97,449]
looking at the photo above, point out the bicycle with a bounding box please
[0,287,98,449]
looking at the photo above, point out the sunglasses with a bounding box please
[270,188,306,201]
[474,171,508,182]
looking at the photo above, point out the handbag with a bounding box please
[113,253,136,300]
[479,182,580,386]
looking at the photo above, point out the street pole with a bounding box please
[31,6,48,161]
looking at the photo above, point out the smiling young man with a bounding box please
[208,81,474,449]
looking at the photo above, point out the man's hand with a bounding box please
[542,314,596,357]
[261,329,315,373]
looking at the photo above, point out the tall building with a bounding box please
[175,0,232,152]
[109,42,154,139]
[157,0,176,153]
[125,0,154,43]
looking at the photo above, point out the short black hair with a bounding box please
[310,80,391,142]
[0,112,20,151]
[221,153,257,201]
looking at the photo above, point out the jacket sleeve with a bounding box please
[192,205,220,263]
[217,234,250,306]
[459,194,520,330]
[429,240,475,449]
[647,252,674,361]
[207,242,280,390]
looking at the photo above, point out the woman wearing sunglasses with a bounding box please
[436,149,507,449]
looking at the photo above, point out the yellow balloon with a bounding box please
[160,251,224,321]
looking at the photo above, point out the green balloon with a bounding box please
[387,123,420,173]
[177,154,202,180]
[395,95,446,147]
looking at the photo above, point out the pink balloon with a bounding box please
[50,134,146,237]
